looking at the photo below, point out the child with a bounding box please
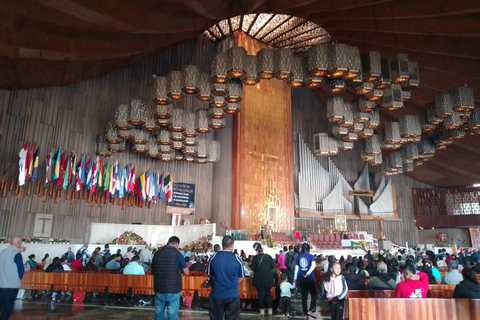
[318,262,349,320]
[280,273,296,318]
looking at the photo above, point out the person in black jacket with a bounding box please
[453,268,480,299]
[152,236,189,320]
[45,257,64,273]
[251,244,275,317]
[343,263,365,290]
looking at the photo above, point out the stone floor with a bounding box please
[9,292,331,319]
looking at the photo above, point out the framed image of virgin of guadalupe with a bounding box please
[334,215,347,231]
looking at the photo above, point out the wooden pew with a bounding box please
[348,298,479,320]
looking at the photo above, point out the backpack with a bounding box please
[286,252,296,271]
[103,251,112,265]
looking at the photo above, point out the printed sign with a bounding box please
[166,182,195,215]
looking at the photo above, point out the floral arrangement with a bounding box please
[0,237,6,244]
[22,236,42,243]
[110,231,147,245]
[48,238,70,244]
[351,240,372,250]
[184,236,210,252]
[264,236,277,248]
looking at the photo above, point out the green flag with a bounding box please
[103,161,110,192]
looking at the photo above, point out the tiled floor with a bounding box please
[9,293,331,319]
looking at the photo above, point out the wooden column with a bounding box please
[232,33,295,233]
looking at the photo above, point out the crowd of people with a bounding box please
[1,235,480,320]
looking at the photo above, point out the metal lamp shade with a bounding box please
[385,122,401,144]
[108,140,126,153]
[182,65,199,95]
[313,133,331,156]
[211,96,228,109]
[117,128,133,140]
[170,131,185,142]
[153,76,171,105]
[97,136,111,157]
[154,103,173,120]
[224,102,241,115]
[419,109,436,133]
[174,151,184,161]
[356,96,376,112]
[170,108,185,132]
[183,136,198,146]
[450,87,475,112]
[133,128,149,144]
[359,128,374,139]
[161,153,174,162]
[211,52,230,84]
[328,79,346,93]
[147,139,159,159]
[346,46,361,79]
[225,82,243,103]
[208,140,221,163]
[227,46,247,79]
[361,51,381,82]
[327,96,345,123]
[375,59,392,89]
[365,110,380,129]
[195,109,210,133]
[466,107,480,131]
[209,117,226,129]
[383,84,403,111]
[115,104,132,130]
[184,145,196,155]
[128,99,147,126]
[197,72,212,102]
[435,93,454,118]
[442,111,461,130]
[288,56,305,88]
[170,141,186,151]
[243,55,260,86]
[327,43,349,78]
[196,137,209,159]
[399,115,422,138]
[155,118,172,127]
[338,141,354,151]
[106,122,120,144]
[157,129,172,145]
[332,125,348,138]
[342,132,359,142]
[143,111,160,132]
[389,53,410,84]
[338,102,354,128]
[257,48,275,80]
[211,83,228,96]
[304,75,324,89]
[418,139,435,158]
[274,48,293,80]
[183,112,197,137]
[208,106,226,119]
[308,43,328,77]
[185,154,195,162]
[404,61,419,90]
[167,71,185,100]
[159,145,172,154]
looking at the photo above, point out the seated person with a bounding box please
[453,268,480,299]
[185,256,193,269]
[45,257,64,273]
[473,259,480,273]
[420,261,439,284]
[395,264,429,298]
[189,257,207,272]
[429,260,442,281]
[442,260,463,285]
[123,255,145,275]
[368,262,396,290]
[70,253,84,270]
[60,257,71,271]
[84,257,98,272]
[105,254,121,270]
[343,263,366,290]
[436,256,447,268]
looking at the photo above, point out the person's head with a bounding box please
[44,254,49,258]
[448,260,459,270]
[301,243,310,253]
[76,253,82,260]
[117,249,122,254]
[253,242,262,251]
[326,262,341,281]
[28,254,35,260]
[345,263,356,274]
[127,246,133,252]
[52,257,61,265]
[60,257,67,264]
[185,256,190,263]
[95,247,101,253]
[114,254,121,261]
[213,244,221,252]
[283,246,288,252]
[438,255,444,261]
[105,244,109,249]
[357,260,364,270]
[377,262,388,274]
[289,245,293,251]
[83,243,88,249]
[255,244,264,253]
[123,258,130,265]
[462,267,479,284]
[67,247,72,252]
[131,255,140,263]
[10,236,23,250]
[403,264,417,280]
[222,235,234,251]
[167,236,180,249]
[281,273,289,282]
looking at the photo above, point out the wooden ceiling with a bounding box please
[1,0,479,187]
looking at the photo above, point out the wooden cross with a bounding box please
[38,217,50,234]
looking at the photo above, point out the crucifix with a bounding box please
[39,217,50,234]
[377,216,383,239]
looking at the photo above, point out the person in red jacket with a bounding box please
[70,253,84,270]
[395,264,429,298]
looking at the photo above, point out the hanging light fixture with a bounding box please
[133,142,147,154]
[117,129,133,140]
[225,82,243,103]
[167,71,185,100]
[211,52,230,84]
[426,103,442,125]
[159,145,172,154]
[183,136,198,146]
[209,117,226,129]
[435,94,454,118]
[346,46,361,79]
[337,140,354,151]
[115,104,132,130]
[383,84,403,111]
[442,111,461,130]
[404,61,419,90]
[157,129,172,145]
[257,48,275,80]
[365,134,381,155]
[375,60,391,89]
[155,118,172,127]
[161,153,174,162]
[450,87,475,112]
[434,129,450,149]
[389,53,410,84]
[445,129,466,140]
[211,83,228,96]
[208,106,226,119]
[143,108,160,132]
[353,109,369,124]
[365,110,380,129]
[385,122,401,145]
[349,122,363,133]
[361,149,374,163]
[332,125,348,138]
[405,143,420,160]
[343,133,359,142]
[339,102,353,128]
[170,131,185,142]
[327,43,349,78]
[170,108,185,132]
[133,128,149,144]
[419,109,436,133]
[403,163,414,172]
[183,112,197,137]
[174,151,184,161]
[313,133,331,156]
[361,51,381,82]
[418,139,435,158]
[128,99,147,126]
[208,140,221,163]
[184,145,196,155]
[274,48,294,80]
[147,138,159,159]
[211,95,228,109]
[96,135,111,157]
[365,89,383,102]
[327,96,345,123]
[243,55,260,85]
[359,128,374,139]
[170,141,185,151]
[289,56,305,88]
[389,151,403,168]
[308,43,328,77]
[328,79,346,93]
[466,107,480,131]
[185,154,195,162]
[105,121,120,144]
[108,140,126,153]
[371,154,382,166]
[196,136,209,159]
[195,109,210,133]
[356,96,376,112]
[356,82,374,95]
[227,46,247,79]
[399,115,422,138]
[197,72,212,102]
[153,76,171,105]
[154,103,173,120]
[181,65,199,95]
[304,75,324,89]
[224,102,241,115]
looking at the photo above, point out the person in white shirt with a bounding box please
[280,273,296,318]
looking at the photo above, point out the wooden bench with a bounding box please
[348,298,480,320]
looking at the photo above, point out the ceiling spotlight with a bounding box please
[473,183,480,187]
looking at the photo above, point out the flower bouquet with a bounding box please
[264,235,277,248]
[22,236,42,244]
[48,238,70,244]
[110,231,147,245]
[184,236,210,252]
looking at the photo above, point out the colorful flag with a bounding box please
[18,143,29,186]
[164,174,172,203]
[86,159,93,190]
[26,143,34,180]
[128,166,136,194]
[140,172,146,201]
[45,152,52,184]
[31,147,40,182]
[158,173,164,201]
[103,161,110,192]
[97,158,103,189]
[91,157,98,194]
[53,148,61,181]
[57,152,65,188]
[62,153,71,190]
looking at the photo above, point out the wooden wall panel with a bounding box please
[0,37,225,244]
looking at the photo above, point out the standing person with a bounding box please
[0,236,25,320]
[285,245,296,284]
[278,246,288,277]
[64,247,75,263]
[294,243,317,319]
[151,236,189,320]
[102,244,112,265]
[77,244,90,267]
[207,235,245,320]
[318,262,349,320]
[280,273,296,318]
[251,244,275,317]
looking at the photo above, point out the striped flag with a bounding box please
[45,152,53,184]
[18,143,29,186]
[62,153,71,190]
[102,161,110,192]
[164,174,172,203]
[53,148,61,181]
[57,152,65,188]
[31,147,40,182]
[158,173,164,201]
[26,143,34,180]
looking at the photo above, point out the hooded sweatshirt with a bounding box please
[343,273,366,290]
[453,280,480,299]
[395,272,429,298]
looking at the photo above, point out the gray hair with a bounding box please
[448,260,459,269]
[377,262,388,274]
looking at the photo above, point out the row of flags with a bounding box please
[18,144,173,203]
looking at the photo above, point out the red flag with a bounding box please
[57,152,66,188]
[26,143,34,179]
